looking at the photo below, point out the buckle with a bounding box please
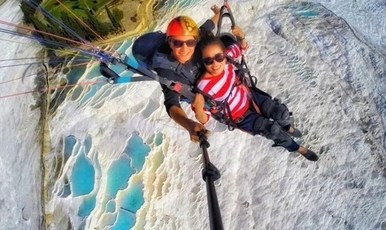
[235,116,244,123]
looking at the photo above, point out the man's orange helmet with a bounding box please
[166,16,199,37]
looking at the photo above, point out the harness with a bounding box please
[150,44,211,110]
[152,47,198,85]
[195,81,238,130]
[99,52,197,101]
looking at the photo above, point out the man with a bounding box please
[152,6,220,142]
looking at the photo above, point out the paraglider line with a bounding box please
[0,79,107,99]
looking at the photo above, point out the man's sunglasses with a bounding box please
[202,53,226,65]
[171,39,197,48]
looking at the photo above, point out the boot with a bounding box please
[287,127,302,138]
[301,149,318,161]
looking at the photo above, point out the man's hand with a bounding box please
[210,4,221,25]
[169,105,209,143]
[211,4,221,15]
[187,120,210,143]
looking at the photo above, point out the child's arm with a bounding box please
[226,44,243,59]
[191,93,210,124]
[226,25,248,59]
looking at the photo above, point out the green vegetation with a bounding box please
[19,0,124,48]
[42,0,112,16]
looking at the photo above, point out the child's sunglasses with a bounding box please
[202,53,226,65]
[171,39,197,48]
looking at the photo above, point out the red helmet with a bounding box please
[166,16,199,37]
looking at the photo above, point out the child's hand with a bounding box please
[192,93,206,110]
[231,25,245,40]
[192,93,209,124]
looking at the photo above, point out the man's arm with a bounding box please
[169,105,209,142]
[165,100,209,142]
[159,71,209,142]
[210,5,221,25]
[199,5,221,33]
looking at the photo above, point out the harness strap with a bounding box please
[226,57,255,87]
[195,79,240,131]
[216,2,236,37]
[152,52,196,84]
[102,55,197,100]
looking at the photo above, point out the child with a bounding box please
[191,26,318,161]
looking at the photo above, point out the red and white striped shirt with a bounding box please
[196,44,249,121]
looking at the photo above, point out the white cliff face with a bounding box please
[0,1,42,229]
[1,0,386,230]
